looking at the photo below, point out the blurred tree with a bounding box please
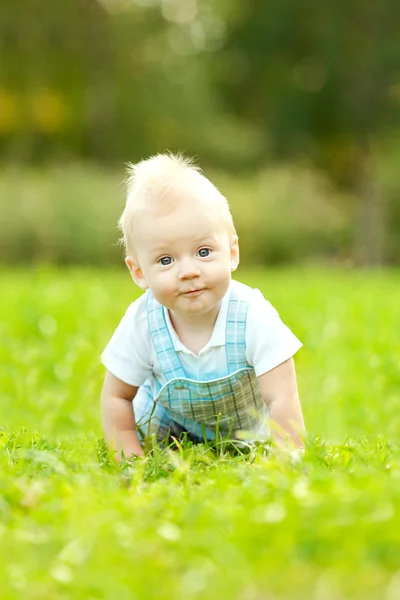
[107,1,263,166]
[0,0,257,166]
[0,0,118,161]
[214,0,400,265]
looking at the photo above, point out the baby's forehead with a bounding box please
[145,203,227,233]
[131,187,225,225]
[135,203,229,248]
[124,175,235,257]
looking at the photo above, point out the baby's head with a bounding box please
[119,153,239,317]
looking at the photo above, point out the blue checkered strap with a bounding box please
[225,285,249,373]
[146,291,186,380]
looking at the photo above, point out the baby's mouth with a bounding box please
[182,288,205,296]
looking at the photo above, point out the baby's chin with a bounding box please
[176,295,223,315]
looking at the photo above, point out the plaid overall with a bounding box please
[133,286,270,444]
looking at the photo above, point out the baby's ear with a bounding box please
[230,235,240,271]
[125,256,148,290]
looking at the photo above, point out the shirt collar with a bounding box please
[163,281,233,354]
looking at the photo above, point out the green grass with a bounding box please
[1,267,400,599]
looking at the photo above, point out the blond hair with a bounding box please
[118,152,235,257]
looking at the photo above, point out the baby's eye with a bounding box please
[197,247,211,258]
[159,256,173,266]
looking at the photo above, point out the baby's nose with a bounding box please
[178,258,201,279]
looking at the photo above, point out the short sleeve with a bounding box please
[245,290,302,377]
[101,295,152,387]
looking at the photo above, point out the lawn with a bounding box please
[1,267,400,599]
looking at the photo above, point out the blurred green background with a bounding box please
[2,7,400,597]
[0,0,399,267]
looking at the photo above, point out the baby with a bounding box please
[101,153,305,459]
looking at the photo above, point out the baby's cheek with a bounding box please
[157,279,176,302]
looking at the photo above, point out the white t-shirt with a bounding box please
[102,279,302,387]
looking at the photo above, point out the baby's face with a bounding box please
[126,198,239,319]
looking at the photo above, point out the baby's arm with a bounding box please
[101,370,144,460]
[258,357,305,449]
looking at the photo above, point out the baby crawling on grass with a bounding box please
[101,153,305,459]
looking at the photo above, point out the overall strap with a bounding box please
[146,291,186,380]
[225,285,250,373]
